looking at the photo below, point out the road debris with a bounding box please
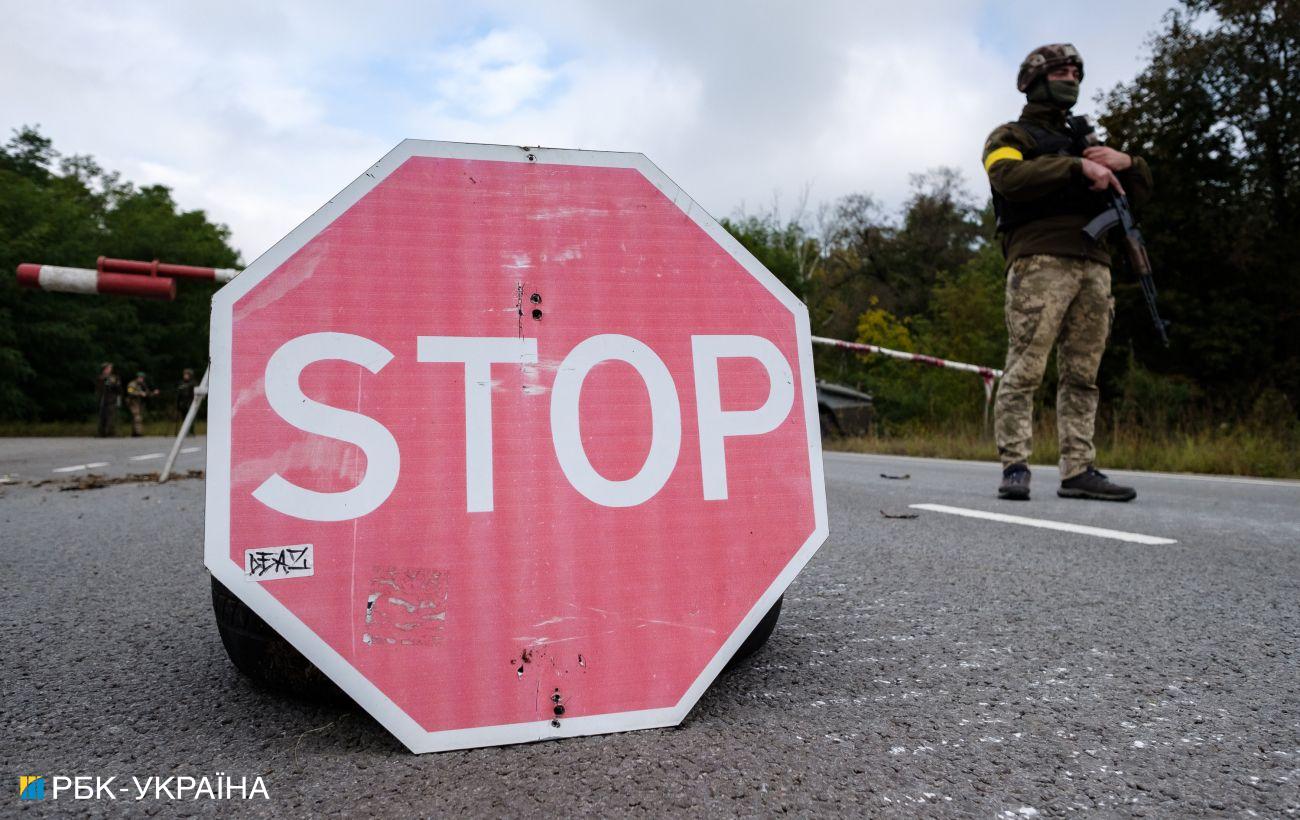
[36,470,205,491]
[879,510,920,519]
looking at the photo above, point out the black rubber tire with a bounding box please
[213,575,779,695]
[725,595,783,671]
[210,575,349,704]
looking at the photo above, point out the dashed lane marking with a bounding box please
[52,461,110,473]
[909,503,1178,545]
[52,450,193,473]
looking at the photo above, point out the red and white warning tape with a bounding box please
[812,335,1001,381]
[811,335,1003,410]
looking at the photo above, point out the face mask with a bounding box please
[1047,79,1080,108]
[1027,77,1080,109]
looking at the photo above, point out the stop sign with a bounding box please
[205,140,828,752]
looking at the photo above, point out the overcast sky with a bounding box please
[2,1,1175,263]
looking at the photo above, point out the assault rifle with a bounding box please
[1070,115,1171,347]
[1082,195,1169,346]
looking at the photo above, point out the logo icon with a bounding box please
[19,776,45,800]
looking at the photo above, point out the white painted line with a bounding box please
[86,462,109,468]
[825,450,1300,488]
[130,453,164,461]
[53,464,87,473]
[909,503,1178,545]
[181,447,202,454]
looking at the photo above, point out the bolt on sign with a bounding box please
[205,141,829,753]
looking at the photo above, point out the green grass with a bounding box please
[828,412,1300,479]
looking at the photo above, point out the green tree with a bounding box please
[811,168,983,344]
[1098,0,1299,409]
[720,210,820,303]
[0,126,240,421]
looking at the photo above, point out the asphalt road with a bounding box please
[2,438,1297,816]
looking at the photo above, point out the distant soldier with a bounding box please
[95,362,122,437]
[125,371,159,437]
[984,44,1153,502]
[174,368,197,435]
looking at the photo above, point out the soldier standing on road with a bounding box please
[174,368,196,435]
[125,371,159,437]
[984,44,1152,502]
[95,362,121,437]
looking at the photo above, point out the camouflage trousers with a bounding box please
[994,254,1113,480]
[127,398,145,436]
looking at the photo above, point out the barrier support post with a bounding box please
[159,367,208,483]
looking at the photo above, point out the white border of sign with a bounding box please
[205,140,829,753]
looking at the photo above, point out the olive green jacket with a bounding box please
[983,103,1153,266]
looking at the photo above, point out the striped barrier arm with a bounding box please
[811,335,1003,424]
[811,335,1002,381]
[16,257,241,300]
[96,256,240,283]
[16,264,177,300]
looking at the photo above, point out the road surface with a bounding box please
[2,438,1297,815]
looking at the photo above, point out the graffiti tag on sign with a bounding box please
[245,544,314,580]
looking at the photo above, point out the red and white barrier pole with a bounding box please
[16,263,176,300]
[812,335,1002,381]
[97,256,239,283]
[812,335,1003,427]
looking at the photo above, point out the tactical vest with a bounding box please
[991,119,1109,232]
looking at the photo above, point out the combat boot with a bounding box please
[998,463,1031,500]
[1058,466,1136,502]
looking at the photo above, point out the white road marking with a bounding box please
[53,460,111,473]
[130,453,164,461]
[909,503,1178,545]
[181,447,202,454]
[826,450,1300,488]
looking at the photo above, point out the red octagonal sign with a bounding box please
[205,141,828,752]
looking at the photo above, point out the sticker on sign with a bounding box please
[204,140,829,753]
[245,544,314,580]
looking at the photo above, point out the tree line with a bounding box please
[0,127,236,421]
[0,0,1294,434]
[726,0,1298,434]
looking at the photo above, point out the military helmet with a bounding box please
[1017,43,1084,92]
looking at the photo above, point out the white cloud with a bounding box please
[426,29,557,119]
[1,0,1173,261]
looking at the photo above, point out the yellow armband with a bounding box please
[983,146,1023,173]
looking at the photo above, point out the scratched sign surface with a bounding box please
[205,141,828,753]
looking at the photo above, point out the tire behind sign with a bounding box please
[723,595,783,672]
[210,576,349,704]
[211,575,779,701]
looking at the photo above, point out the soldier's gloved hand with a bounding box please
[1082,146,1133,172]
[1081,157,1126,195]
